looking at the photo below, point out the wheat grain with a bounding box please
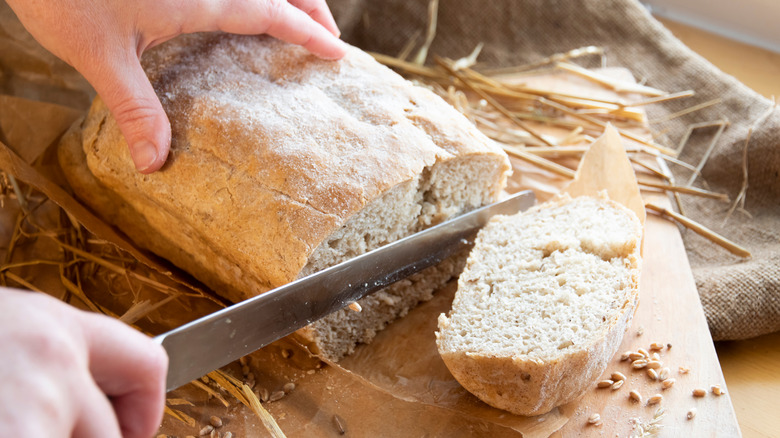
[629,352,646,361]
[612,372,627,381]
[647,394,663,405]
[598,379,614,388]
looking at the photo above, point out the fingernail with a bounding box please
[322,39,349,60]
[330,16,341,37]
[131,141,159,172]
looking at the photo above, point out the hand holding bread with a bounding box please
[6,0,346,173]
[4,1,346,435]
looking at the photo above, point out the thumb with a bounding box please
[84,51,171,174]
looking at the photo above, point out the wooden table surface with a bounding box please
[657,17,780,438]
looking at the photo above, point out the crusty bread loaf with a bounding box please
[58,33,511,359]
[436,194,642,416]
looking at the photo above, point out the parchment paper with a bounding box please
[564,124,646,223]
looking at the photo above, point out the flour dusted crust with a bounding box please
[436,194,642,415]
[60,33,510,357]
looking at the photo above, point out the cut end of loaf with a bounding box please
[298,154,508,360]
[436,194,642,416]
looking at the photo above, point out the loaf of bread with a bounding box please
[436,194,642,416]
[58,33,511,359]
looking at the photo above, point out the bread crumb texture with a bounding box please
[437,194,642,416]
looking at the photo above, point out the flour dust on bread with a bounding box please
[59,33,510,360]
[436,194,642,416]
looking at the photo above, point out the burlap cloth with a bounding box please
[2,0,778,340]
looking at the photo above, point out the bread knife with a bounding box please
[155,190,535,391]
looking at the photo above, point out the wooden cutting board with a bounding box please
[501,70,742,436]
[551,191,741,436]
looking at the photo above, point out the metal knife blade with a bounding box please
[155,190,535,391]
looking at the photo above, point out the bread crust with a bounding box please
[436,194,642,416]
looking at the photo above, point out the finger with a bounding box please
[72,380,122,438]
[79,313,168,438]
[288,0,341,37]
[262,0,348,59]
[185,0,348,60]
[78,49,171,173]
[3,370,77,438]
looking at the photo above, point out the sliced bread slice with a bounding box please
[436,194,642,416]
